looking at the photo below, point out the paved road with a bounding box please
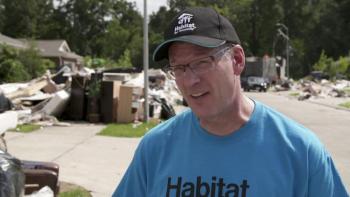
[5,92,350,196]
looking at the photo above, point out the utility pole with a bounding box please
[143,0,149,122]
[276,23,289,78]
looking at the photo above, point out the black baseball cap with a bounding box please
[153,7,241,62]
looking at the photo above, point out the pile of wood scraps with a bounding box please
[0,72,72,128]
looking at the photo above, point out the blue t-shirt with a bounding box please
[113,101,349,197]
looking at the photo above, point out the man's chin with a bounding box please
[191,107,215,120]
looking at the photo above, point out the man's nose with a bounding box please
[183,67,200,86]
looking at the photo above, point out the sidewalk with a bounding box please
[6,123,140,197]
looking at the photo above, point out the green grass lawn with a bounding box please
[288,92,300,97]
[344,87,350,96]
[339,101,350,109]
[59,188,92,197]
[58,181,92,197]
[10,124,41,133]
[98,121,159,137]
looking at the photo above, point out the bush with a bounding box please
[84,56,107,69]
[114,49,133,68]
[18,44,55,78]
[313,50,333,75]
[0,44,55,82]
[336,56,350,79]
[84,51,133,69]
[313,50,350,80]
[0,59,30,82]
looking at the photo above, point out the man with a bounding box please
[113,7,349,197]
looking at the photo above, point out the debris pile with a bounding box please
[0,68,78,128]
[120,69,182,121]
[0,67,184,131]
[296,79,349,100]
[272,79,350,101]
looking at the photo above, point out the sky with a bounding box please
[127,0,168,16]
[53,0,168,16]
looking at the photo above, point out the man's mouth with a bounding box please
[190,92,208,98]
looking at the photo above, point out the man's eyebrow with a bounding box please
[170,63,186,67]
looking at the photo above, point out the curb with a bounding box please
[306,100,350,112]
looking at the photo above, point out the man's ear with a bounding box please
[231,45,245,75]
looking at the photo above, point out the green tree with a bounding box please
[99,20,130,61]
[0,0,4,31]
[150,0,350,78]
[53,0,143,70]
[62,0,111,55]
[39,1,72,40]
[114,49,133,68]
[1,0,348,79]
[0,0,54,38]
[96,0,143,67]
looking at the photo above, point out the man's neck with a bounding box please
[199,95,255,136]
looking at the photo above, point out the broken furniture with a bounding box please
[100,80,121,123]
[21,160,60,196]
[63,76,87,120]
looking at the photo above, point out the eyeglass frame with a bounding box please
[164,45,233,79]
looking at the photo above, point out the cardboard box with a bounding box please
[117,85,143,123]
[117,85,134,123]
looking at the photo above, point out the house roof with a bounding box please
[33,40,83,61]
[35,40,70,53]
[0,33,83,63]
[0,33,27,49]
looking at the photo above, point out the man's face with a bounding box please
[168,42,241,120]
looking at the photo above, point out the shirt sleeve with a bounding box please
[308,145,349,197]
[112,139,148,197]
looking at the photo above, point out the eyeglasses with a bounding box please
[165,46,232,79]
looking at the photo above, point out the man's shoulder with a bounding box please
[255,101,328,172]
[256,101,322,147]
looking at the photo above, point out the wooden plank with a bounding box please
[6,79,49,99]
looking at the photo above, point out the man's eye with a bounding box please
[193,60,211,69]
[173,66,185,71]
